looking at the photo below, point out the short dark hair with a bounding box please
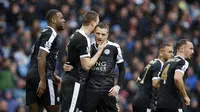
[82,10,99,25]
[45,9,60,23]
[158,43,171,50]
[96,22,109,32]
[175,39,190,50]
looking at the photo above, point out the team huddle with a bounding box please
[25,9,194,112]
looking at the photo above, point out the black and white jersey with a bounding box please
[157,55,189,109]
[86,41,124,91]
[132,59,163,108]
[65,29,91,79]
[29,26,59,77]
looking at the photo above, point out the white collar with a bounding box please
[175,55,185,60]
[78,29,89,39]
[47,26,57,35]
[156,58,164,67]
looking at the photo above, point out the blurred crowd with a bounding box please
[0,0,199,112]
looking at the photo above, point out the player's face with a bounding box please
[94,27,109,45]
[184,42,194,59]
[163,46,174,61]
[55,12,66,31]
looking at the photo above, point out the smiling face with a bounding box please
[94,26,109,45]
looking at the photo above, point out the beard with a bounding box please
[57,24,64,31]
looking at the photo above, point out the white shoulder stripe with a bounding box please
[47,29,57,43]
[77,30,91,57]
[107,41,124,63]
[107,41,120,48]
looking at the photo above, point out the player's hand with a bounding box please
[36,79,46,97]
[184,96,190,106]
[108,85,120,96]
[63,62,73,71]
[54,73,62,88]
[98,40,107,51]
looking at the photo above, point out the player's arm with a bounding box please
[174,71,190,105]
[80,41,106,71]
[174,71,187,97]
[174,60,190,105]
[152,72,161,88]
[109,45,124,96]
[37,29,56,97]
[109,62,125,96]
[152,61,162,88]
[53,73,62,87]
[116,62,125,87]
[37,50,48,81]
[37,48,48,97]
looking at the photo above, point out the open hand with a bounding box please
[108,85,120,96]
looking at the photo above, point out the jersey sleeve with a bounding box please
[116,44,124,63]
[151,61,162,80]
[175,59,189,75]
[76,37,91,58]
[39,29,57,53]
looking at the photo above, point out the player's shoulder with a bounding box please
[107,41,120,48]
[41,26,56,35]
[71,30,88,42]
[166,56,186,64]
[174,55,189,67]
[149,59,159,65]
[149,59,163,68]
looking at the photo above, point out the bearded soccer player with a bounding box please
[157,39,194,112]
[132,43,174,112]
[26,9,65,112]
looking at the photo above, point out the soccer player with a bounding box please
[132,43,174,112]
[157,39,194,112]
[60,11,106,112]
[64,22,125,112]
[26,9,66,112]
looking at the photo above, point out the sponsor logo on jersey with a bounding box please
[104,49,110,55]
[92,61,107,71]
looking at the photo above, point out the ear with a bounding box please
[160,52,163,57]
[91,21,95,27]
[180,47,184,52]
[51,17,56,24]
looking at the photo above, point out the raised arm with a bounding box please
[80,41,106,71]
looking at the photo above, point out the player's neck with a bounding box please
[158,56,165,63]
[176,52,185,59]
[80,26,92,36]
[48,24,58,32]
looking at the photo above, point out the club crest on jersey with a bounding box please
[104,49,110,55]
